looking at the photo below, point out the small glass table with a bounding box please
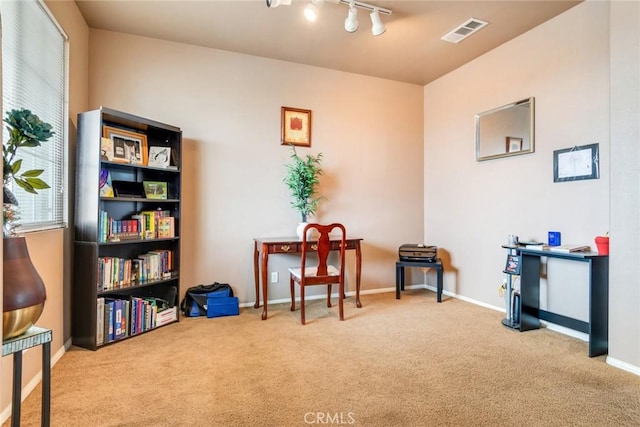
[2,326,52,427]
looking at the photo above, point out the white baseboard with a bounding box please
[606,356,640,376]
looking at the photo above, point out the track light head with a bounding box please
[370,8,385,36]
[265,0,292,7]
[304,0,324,22]
[344,3,359,33]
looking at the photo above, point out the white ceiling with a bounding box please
[74,0,582,86]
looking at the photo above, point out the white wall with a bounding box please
[87,30,425,305]
[425,0,639,372]
[609,0,640,371]
[425,1,610,313]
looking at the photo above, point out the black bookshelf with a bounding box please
[72,107,182,350]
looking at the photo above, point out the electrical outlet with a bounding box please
[271,272,278,283]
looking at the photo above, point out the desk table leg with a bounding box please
[42,341,50,427]
[395,264,403,299]
[253,241,260,308]
[436,264,443,303]
[261,245,269,320]
[11,351,22,427]
[355,241,362,308]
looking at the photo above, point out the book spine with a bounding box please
[96,297,104,346]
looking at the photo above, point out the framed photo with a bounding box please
[102,126,148,165]
[148,146,171,168]
[100,137,114,161]
[281,106,312,147]
[506,137,523,153]
[143,181,168,200]
[504,254,521,275]
[553,143,599,183]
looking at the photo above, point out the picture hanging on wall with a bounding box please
[281,106,312,147]
[553,143,599,183]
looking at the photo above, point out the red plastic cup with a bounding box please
[594,236,609,255]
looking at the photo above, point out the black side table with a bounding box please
[2,326,52,427]
[396,259,444,302]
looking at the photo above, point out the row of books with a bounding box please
[96,296,177,346]
[98,250,174,291]
[99,209,175,242]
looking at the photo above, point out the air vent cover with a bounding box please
[441,18,488,44]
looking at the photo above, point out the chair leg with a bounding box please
[327,284,332,307]
[339,281,344,321]
[290,276,295,312]
[300,285,306,325]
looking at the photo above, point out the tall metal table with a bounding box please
[2,326,52,426]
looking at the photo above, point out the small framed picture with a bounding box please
[553,143,599,183]
[281,106,312,147]
[142,181,168,200]
[504,254,521,275]
[102,126,148,165]
[100,137,114,161]
[506,137,523,153]
[148,146,171,168]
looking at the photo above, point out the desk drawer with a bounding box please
[268,243,300,253]
[329,240,359,250]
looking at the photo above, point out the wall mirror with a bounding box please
[475,97,535,161]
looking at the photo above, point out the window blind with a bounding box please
[1,0,68,233]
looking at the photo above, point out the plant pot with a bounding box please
[594,236,609,255]
[3,237,46,339]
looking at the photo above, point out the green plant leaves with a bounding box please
[283,146,324,221]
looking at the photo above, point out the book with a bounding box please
[525,244,549,250]
[96,297,105,346]
[549,244,591,253]
[143,181,168,200]
[99,169,114,197]
[147,146,171,168]
[157,217,175,238]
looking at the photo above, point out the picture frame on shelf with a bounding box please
[506,136,523,153]
[143,181,168,200]
[100,137,114,161]
[281,106,312,147]
[504,254,521,275]
[148,146,171,168]
[102,125,148,165]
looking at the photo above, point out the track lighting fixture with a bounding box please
[266,0,391,36]
[265,0,292,7]
[369,8,385,36]
[344,1,359,33]
[304,0,324,22]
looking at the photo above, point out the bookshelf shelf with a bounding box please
[73,107,182,350]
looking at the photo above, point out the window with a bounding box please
[1,0,68,232]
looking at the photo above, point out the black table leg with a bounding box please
[42,341,51,426]
[12,351,22,427]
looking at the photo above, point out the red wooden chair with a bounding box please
[289,223,346,325]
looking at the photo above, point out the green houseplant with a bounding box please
[283,145,324,224]
[3,108,54,236]
[2,108,54,339]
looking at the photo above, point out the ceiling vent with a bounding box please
[441,18,488,44]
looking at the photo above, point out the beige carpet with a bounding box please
[8,291,640,426]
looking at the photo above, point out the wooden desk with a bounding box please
[518,248,608,357]
[253,236,363,320]
[2,326,52,427]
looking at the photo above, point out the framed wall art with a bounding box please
[553,143,599,183]
[281,106,312,147]
[506,136,523,153]
[102,125,148,165]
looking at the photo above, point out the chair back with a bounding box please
[300,223,346,281]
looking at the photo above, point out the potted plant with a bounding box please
[2,108,54,339]
[283,145,324,238]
